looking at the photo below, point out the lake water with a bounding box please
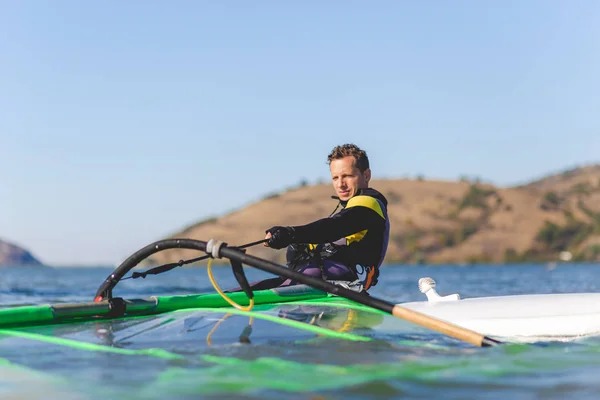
[1,262,600,399]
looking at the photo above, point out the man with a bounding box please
[254,143,390,292]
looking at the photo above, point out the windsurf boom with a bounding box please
[91,238,501,347]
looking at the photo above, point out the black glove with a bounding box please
[265,226,295,250]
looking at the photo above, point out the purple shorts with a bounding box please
[279,260,357,286]
[228,260,357,292]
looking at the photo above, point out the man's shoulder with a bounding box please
[346,194,386,219]
[351,188,388,206]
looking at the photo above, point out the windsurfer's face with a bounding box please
[329,156,371,201]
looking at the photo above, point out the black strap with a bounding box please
[131,260,185,279]
[239,324,253,344]
[230,256,254,300]
[124,239,268,280]
[328,196,342,217]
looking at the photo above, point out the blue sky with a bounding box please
[1,1,598,265]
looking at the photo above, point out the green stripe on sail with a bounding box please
[0,305,57,328]
[0,305,369,359]
[0,329,185,360]
[285,298,389,314]
[0,286,330,329]
[173,307,371,342]
[152,288,328,313]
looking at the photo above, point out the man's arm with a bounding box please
[291,206,381,244]
[265,195,387,249]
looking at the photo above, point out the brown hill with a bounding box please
[148,164,600,266]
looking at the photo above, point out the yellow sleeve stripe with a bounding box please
[346,196,385,219]
[346,229,368,245]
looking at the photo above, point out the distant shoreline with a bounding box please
[0,239,44,266]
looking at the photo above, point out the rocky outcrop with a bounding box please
[0,239,43,266]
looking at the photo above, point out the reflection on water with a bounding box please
[0,264,600,399]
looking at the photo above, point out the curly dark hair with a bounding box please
[327,143,370,172]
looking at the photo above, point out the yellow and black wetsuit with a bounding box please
[237,188,390,292]
[286,187,390,290]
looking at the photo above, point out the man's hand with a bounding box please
[264,226,295,249]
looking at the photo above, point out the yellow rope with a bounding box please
[207,258,254,312]
[337,309,358,333]
[206,313,232,346]
[206,314,255,346]
[312,309,358,338]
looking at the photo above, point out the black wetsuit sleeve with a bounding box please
[290,206,383,244]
